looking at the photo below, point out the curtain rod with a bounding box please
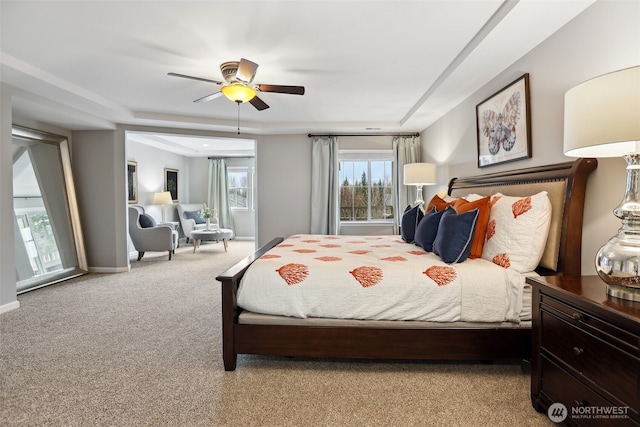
[207,156,255,159]
[307,133,420,138]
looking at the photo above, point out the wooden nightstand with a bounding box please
[527,275,640,426]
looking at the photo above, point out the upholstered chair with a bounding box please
[177,203,218,243]
[128,206,178,261]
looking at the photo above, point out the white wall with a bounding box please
[126,136,189,223]
[421,0,639,274]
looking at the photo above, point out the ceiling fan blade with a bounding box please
[168,72,224,85]
[236,58,259,84]
[194,92,224,103]
[257,84,305,95]
[249,96,270,111]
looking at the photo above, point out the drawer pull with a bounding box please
[572,312,583,321]
[573,347,584,356]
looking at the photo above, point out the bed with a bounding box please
[217,158,597,371]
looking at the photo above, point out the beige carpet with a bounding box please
[0,239,552,426]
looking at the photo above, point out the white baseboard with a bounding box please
[88,266,130,273]
[0,300,20,314]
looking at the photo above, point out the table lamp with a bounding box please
[403,163,437,208]
[153,191,173,223]
[563,65,640,301]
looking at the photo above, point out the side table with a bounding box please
[527,275,640,425]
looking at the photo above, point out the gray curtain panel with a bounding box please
[392,135,421,231]
[208,158,234,232]
[310,136,339,235]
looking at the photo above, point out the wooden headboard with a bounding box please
[447,158,597,277]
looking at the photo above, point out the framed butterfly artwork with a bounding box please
[476,73,531,168]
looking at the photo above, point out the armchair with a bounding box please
[128,206,179,261]
[177,203,219,243]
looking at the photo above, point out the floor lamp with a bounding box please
[153,191,173,223]
[403,163,437,209]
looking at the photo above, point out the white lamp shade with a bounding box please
[403,163,437,185]
[153,191,173,204]
[564,66,640,158]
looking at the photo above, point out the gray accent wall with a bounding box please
[421,0,639,274]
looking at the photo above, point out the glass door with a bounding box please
[12,126,87,293]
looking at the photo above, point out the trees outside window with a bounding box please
[339,159,393,222]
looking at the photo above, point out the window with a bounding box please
[339,152,393,222]
[228,167,251,210]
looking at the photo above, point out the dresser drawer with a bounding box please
[541,356,638,426]
[541,294,640,355]
[540,307,639,409]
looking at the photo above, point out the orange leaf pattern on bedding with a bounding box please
[408,250,427,256]
[424,266,457,286]
[348,240,366,244]
[381,256,407,262]
[350,266,383,288]
[315,256,342,262]
[302,239,321,243]
[276,263,309,285]
[512,197,532,218]
[260,254,281,259]
[293,248,316,254]
[371,244,392,248]
[486,219,496,241]
[324,236,340,240]
[349,250,371,255]
[490,195,501,207]
[492,253,511,268]
[320,244,341,248]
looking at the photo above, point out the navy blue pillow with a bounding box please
[184,210,205,224]
[401,205,424,243]
[433,206,479,264]
[414,207,446,252]
[139,213,157,228]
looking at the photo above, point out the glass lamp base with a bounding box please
[596,225,640,302]
[596,153,640,302]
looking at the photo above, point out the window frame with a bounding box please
[338,150,394,224]
[227,166,252,211]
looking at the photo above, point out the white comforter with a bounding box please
[237,235,525,323]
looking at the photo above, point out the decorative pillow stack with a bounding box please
[481,191,552,273]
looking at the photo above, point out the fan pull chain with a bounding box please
[237,101,241,134]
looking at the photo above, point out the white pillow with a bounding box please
[481,191,552,273]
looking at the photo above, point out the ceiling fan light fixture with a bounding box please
[221,83,257,103]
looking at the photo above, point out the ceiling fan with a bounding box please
[168,58,305,111]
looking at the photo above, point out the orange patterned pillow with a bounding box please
[426,194,457,212]
[453,196,491,259]
[481,191,552,273]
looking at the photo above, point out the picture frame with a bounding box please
[127,161,138,204]
[476,73,531,168]
[164,167,179,201]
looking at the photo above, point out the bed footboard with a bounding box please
[216,237,283,371]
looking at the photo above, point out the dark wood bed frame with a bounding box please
[217,158,597,371]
